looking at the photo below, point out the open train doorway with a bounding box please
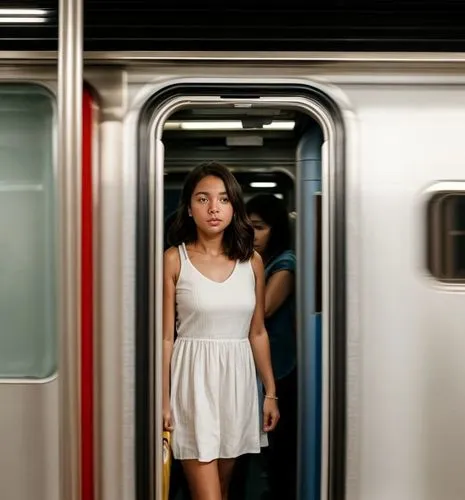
[136,86,345,500]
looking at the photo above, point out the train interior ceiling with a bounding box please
[162,107,316,221]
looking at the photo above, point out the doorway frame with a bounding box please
[136,83,346,500]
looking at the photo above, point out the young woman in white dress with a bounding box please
[163,161,280,500]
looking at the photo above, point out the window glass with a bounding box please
[427,192,465,282]
[0,84,56,378]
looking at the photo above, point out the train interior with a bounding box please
[158,106,323,499]
[163,107,300,236]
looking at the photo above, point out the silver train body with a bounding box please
[1,52,465,500]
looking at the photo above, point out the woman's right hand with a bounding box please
[162,404,174,432]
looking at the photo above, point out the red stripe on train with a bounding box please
[81,88,94,500]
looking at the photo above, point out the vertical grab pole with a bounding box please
[58,0,83,499]
[296,123,323,500]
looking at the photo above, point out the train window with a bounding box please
[0,84,56,378]
[427,191,465,282]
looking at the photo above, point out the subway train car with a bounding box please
[2,2,465,500]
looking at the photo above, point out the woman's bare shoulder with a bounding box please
[164,246,181,276]
[250,250,264,275]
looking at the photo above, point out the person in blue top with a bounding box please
[246,193,297,500]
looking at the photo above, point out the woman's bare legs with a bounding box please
[182,459,221,500]
[218,458,236,500]
[181,458,237,500]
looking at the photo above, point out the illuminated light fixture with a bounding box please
[250,182,278,188]
[164,120,295,131]
[0,8,47,23]
[0,17,47,22]
[0,9,47,14]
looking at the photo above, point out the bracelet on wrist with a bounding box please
[265,394,278,400]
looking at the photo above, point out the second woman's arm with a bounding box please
[264,270,294,318]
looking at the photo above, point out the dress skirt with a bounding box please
[170,336,266,462]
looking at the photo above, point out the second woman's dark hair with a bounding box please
[246,193,291,261]
[168,161,254,262]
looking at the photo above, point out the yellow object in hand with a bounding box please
[162,431,172,500]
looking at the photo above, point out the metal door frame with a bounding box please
[144,90,345,500]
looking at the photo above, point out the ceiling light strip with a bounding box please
[250,182,278,188]
[0,9,47,15]
[164,121,295,131]
[0,17,47,23]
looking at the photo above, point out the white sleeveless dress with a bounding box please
[170,243,267,462]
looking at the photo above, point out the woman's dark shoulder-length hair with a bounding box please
[246,193,291,260]
[167,161,254,262]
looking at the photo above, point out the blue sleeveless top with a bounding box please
[264,250,297,380]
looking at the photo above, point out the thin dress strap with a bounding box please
[180,242,188,260]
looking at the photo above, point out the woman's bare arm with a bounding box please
[264,270,294,318]
[248,251,276,397]
[162,247,179,430]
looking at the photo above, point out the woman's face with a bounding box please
[249,212,271,255]
[189,175,234,236]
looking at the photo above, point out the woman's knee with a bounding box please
[181,459,222,500]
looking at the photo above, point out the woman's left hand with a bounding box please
[263,397,280,432]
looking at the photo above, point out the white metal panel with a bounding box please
[121,105,138,500]
[0,381,58,500]
[98,119,125,500]
[84,68,129,500]
[343,85,465,500]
